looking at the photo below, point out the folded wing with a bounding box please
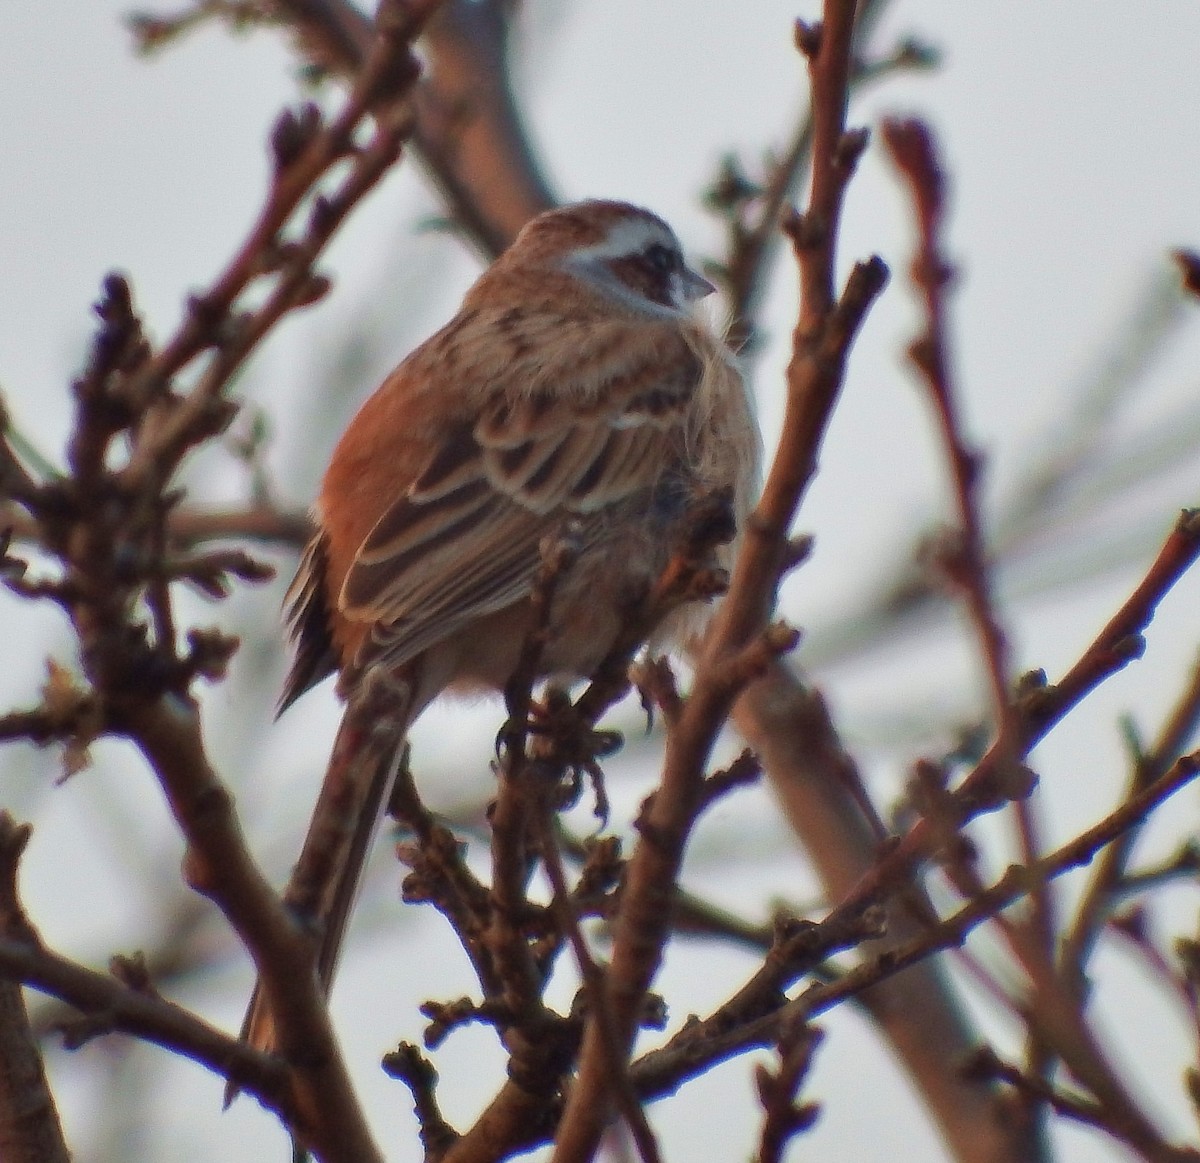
[339,322,700,675]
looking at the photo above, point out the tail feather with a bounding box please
[226,672,418,1108]
[278,534,340,718]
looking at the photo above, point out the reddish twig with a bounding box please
[537,813,661,1163]
[827,509,1200,927]
[550,5,886,1158]
[1061,655,1200,996]
[121,4,434,490]
[882,116,1015,761]
[881,122,1067,1124]
[754,1020,823,1163]
[715,0,931,353]
[632,743,1200,1134]
[380,1042,460,1158]
[259,0,556,255]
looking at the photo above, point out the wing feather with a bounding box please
[567,425,666,510]
[380,503,542,619]
[278,534,340,712]
[363,540,538,669]
[338,316,704,672]
[342,480,495,618]
[408,424,480,502]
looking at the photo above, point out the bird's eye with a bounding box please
[644,243,676,273]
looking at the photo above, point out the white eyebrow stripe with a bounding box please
[569,217,678,264]
[557,213,691,319]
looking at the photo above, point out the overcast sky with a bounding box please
[3,3,1200,1161]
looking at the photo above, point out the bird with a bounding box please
[238,199,759,1067]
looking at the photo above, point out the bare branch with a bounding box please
[551,5,887,1157]
[0,813,289,1119]
[0,976,70,1163]
[266,0,555,254]
[754,1021,823,1163]
[1058,653,1200,1006]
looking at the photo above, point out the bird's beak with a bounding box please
[681,265,717,302]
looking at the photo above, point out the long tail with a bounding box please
[226,673,418,1107]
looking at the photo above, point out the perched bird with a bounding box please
[242,199,758,1060]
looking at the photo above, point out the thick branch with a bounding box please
[0,816,70,1163]
[732,667,1032,1163]
[121,696,380,1161]
[0,932,287,1109]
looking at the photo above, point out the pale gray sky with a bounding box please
[2,3,1200,1160]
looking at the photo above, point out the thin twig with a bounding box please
[718,0,927,353]
[882,116,1054,946]
[1060,654,1200,993]
[754,1020,822,1163]
[537,811,661,1163]
[632,744,1200,1139]
[550,6,886,1157]
[825,509,1200,927]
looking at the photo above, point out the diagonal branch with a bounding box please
[269,0,556,253]
[549,5,887,1159]
[0,812,288,1130]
